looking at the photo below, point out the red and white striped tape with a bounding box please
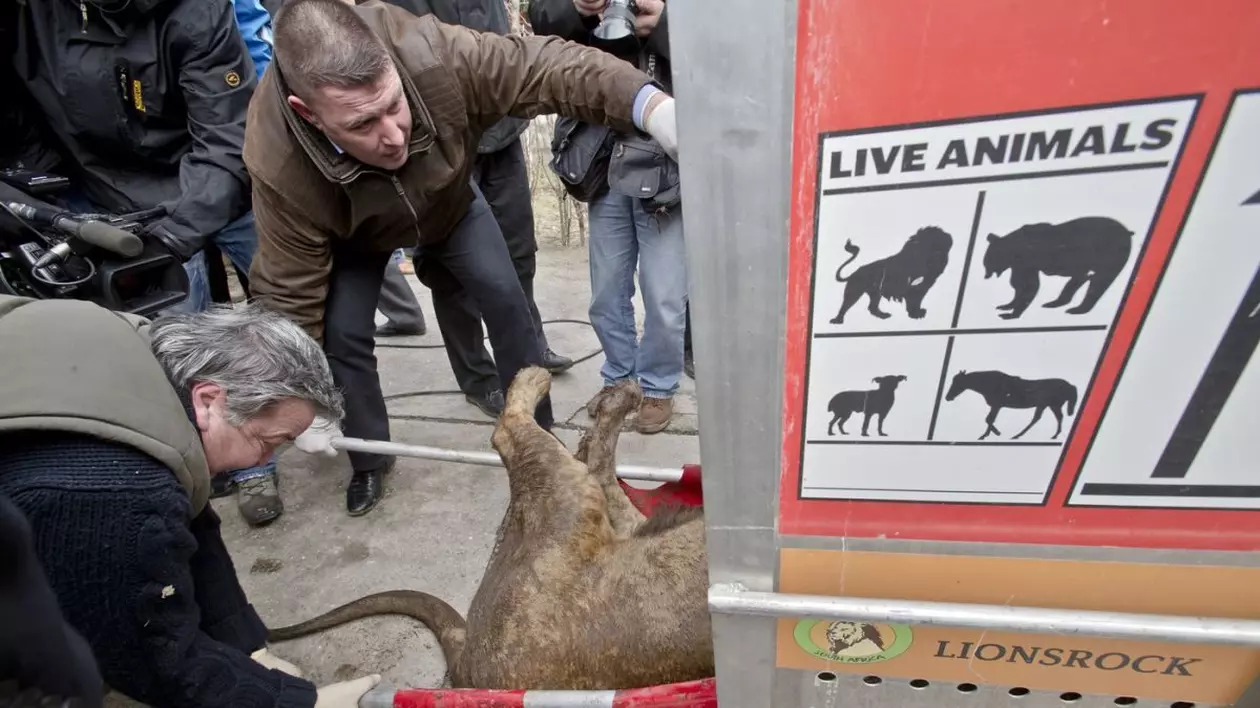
[362,678,717,708]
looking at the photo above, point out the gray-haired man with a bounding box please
[0,295,378,707]
[244,0,677,516]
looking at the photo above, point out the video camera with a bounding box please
[0,167,188,317]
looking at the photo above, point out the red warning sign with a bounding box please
[778,0,1260,550]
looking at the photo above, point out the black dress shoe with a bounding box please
[465,389,505,418]
[346,457,394,517]
[541,348,575,374]
[375,321,426,337]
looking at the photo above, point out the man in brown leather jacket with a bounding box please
[244,0,677,515]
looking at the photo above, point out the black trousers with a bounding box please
[418,137,547,398]
[684,302,693,355]
[377,258,427,330]
[414,178,553,427]
[323,248,394,473]
[327,180,555,473]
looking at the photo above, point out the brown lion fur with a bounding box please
[265,369,712,690]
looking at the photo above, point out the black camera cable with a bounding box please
[375,318,604,402]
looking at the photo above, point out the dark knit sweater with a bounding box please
[0,431,318,708]
[0,493,104,706]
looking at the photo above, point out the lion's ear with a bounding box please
[987,233,998,242]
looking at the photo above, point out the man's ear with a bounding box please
[189,381,224,432]
[287,94,317,125]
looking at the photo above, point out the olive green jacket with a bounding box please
[0,295,211,516]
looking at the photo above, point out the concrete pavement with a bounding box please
[212,242,700,693]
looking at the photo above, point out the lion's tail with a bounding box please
[835,240,861,281]
[267,590,467,667]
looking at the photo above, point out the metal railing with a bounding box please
[330,436,686,483]
[708,583,1260,647]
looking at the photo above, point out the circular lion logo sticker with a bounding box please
[793,620,913,664]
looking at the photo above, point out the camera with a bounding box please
[593,0,637,41]
[0,167,188,317]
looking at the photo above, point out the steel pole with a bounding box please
[330,436,686,483]
[708,584,1260,647]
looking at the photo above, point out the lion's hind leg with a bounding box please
[491,366,566,472]
[830,283,863,325]
[493,366,616,563]
[576,379,647,538]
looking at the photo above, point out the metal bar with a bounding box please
[708,584,1260,647]
[330,436,686,483]
[359,679,717,708]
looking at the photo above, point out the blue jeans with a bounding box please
[165,211,278,484]
[166,211,261,315]
[587,192,688,398]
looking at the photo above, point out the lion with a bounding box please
[264,369,712,690]
[825,621,886,656]
[828,226,953,325]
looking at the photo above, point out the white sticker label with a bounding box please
[1067,91,1260,510]
[799,97,1198,505]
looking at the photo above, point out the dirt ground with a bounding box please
[103,124,700,703]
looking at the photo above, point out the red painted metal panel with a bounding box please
[777,0,1260,551]
[385,679,716,708]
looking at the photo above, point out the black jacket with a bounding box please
[0,494,104,708]
[382,0,529,154]
[8,0,257,260]
[0,4,62,173]
[527,0,672,94]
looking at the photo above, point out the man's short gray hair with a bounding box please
[149,302,344,425]
[273,0,394,103]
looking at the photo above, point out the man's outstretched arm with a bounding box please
[371,3,657,134]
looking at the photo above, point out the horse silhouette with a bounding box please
[944,370,1078,441]
[826,375,907,437]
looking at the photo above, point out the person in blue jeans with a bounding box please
[586,191,687,433]
[202,0,288,527]
[531,0,686,433]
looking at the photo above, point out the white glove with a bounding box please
[250,647,304,678]
[294,416,341,457]
[315,674,381,708]
[643,94,678,162]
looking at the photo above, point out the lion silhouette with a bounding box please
[825,621,887,656]
[829,226,953,325]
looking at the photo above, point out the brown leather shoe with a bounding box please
[635,396,673,434]
[585,385,617,418]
